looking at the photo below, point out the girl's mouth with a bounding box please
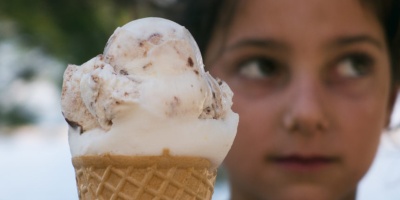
[267,155,339,172]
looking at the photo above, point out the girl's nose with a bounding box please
[283,75,329,136]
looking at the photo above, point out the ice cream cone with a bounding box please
[72,150,217,200]
[62,17,238,200]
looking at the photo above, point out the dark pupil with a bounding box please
[348,55,371,75]
[258,59,276,75]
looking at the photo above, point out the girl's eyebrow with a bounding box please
[224,38,289,52]
[220,34,384,56]
[326,34,384,50]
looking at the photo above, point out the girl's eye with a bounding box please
[238,58,279,79]
[335,53,373,78]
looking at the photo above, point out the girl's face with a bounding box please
[206,0,392,199]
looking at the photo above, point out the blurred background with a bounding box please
[0,0,399,199]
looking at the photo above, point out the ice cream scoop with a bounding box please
[61,17,238,169]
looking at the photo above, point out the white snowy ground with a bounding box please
[358,131,400,200]
[0,125,230,200]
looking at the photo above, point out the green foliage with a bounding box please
[0,0,161,65]
[0,105,37,128]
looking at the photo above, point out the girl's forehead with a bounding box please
[224,0,384,48]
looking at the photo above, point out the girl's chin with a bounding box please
[264,185,355,200]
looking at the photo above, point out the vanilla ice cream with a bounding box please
[61,17,238,169]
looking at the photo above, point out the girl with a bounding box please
[172,0,400,199]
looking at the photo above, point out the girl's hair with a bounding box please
[168,0,400,85]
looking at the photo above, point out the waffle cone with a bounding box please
[72,151,217,200]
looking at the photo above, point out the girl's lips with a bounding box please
[267,155,339,172]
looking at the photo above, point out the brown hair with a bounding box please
[362,0,400,86]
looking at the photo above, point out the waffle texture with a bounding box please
[72,153,217,200]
